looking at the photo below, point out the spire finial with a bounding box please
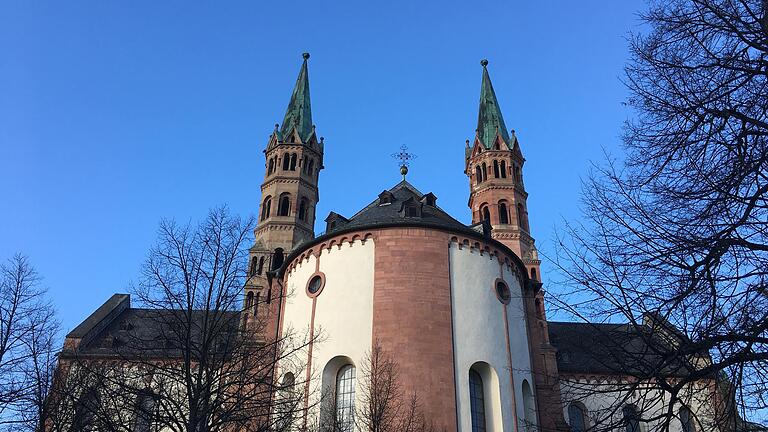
[391,145,417,180]
[302,52,310,60]
[480,59,489,67]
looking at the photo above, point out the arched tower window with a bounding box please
[267,158,275,175]
[246,291,254,309]
[289,153,297,171]
[680,407,695,432]
[480,205,491,223]
[568,402,587,432]
[298,198,308,221]
[623,405,640,432]
[500,160,507,178]
[278,194,291,216]
[249,257,258,276]
[469,369,486,432]
[475,165,483,184]
[482,163,488,182]
[517,203,527,230]
[522,379,536,430]
[282,154,290,171]
[308,159,315,176]
[271,248,284,271]
[498,201,509,224]
[260,196,272,221]
[493,160,500,178]
[257,257,264,275]
[335,365,356,431]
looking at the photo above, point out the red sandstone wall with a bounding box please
[372,228,458,432]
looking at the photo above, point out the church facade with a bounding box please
[58,54,729,432]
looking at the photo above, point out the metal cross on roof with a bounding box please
[391,145,417,180]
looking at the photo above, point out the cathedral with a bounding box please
[59,54,727,432]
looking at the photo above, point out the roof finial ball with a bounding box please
[480,59,489,67]
[303,52,310,60]
[400,165,409,179]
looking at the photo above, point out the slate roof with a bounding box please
[279,53,313,143]
[324,180,471,234]
[548,321,699,377]
[63,294,241,359]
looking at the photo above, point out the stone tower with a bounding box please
[244,53,324,323]
[465,59,540,281]
[465,59,569,432]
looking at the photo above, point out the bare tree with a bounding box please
[355,340,436,432]
[552,0,768,430]
[48,207,312,432]
[0,254,60,432]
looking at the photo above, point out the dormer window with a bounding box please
[324,212,349,232]
[399,198,423,218]
[378,190,394,205]
[420,192,437,207]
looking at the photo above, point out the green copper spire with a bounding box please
[280,53,313,142]
[476,59,510,149]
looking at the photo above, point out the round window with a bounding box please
[496,281,511,304]
[308,275,323,295]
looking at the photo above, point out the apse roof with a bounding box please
[323,180,471,235]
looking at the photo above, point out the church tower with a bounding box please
[465,59,540,281]
[244,53,324,321]
[465,60,569,432]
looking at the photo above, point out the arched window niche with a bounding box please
[321,356,356,432]
[521,379,536,431]
[468,362,503,432]
[278,193,291,217]
[567,401,588,432]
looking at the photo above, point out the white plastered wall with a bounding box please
[450,243,535,432]
[281,238,375,426]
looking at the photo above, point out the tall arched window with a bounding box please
[308,159,315,176]
[282,154,290,171]
[498,202,509,224]
[249,257,258,276]
[623,405,640,432]
[476,165,483,184]
[517,203,526,229]
[680,407,695,432]
[246,291,254,309]
[481,205,491,223]
[568,403,587,432]
[278,194,291,216]
[482,163,488,182]
[500,160,507,178]
[298,198,308,221]
[336,365,356,431]
[493,160,500,178]
[261,196,272,221]
[522,380,536,430]
[267,158,275,175]
[289,153,297,171]
[271,248,284,271]
[257,257,264,275]
[469,369,486,432]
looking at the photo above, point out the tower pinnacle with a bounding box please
[476,60,510,149]
[280,53,313,142]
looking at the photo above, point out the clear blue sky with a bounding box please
[0,1,643,333]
